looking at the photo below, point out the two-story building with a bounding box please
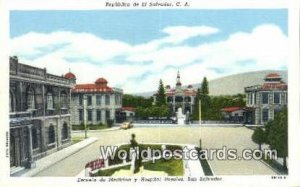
[153,71,197,115]
[70,77,123,125]
[244,73,287,125]
[9,56,73,171]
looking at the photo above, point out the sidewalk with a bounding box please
[13,137,98,177]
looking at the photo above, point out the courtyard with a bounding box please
[33,125,277,176]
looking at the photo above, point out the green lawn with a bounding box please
[95,158,183,176]
[143,158,183,176]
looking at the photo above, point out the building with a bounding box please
[221,107,245,123]
[244,73,288,125]
[153,71,197,115]
[9,56,73,170]
[115,107,136,123]
[70,77,123,125]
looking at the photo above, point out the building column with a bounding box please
[26,125,35,168]
[172,96,175,114]
[101,109,106,124]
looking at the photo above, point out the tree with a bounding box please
[155,79,166,106]
[199,77,211,120]
[201,77,209,95]
[265,107,288,170]
[122,94,152,108]
[252,127,265,150]
[191,88,201,120]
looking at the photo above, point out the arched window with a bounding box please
[175,96,183,102]
[167,97,173,102]
[61,91,68,109]
[62,123,68,140]
[27,88,35,110]
[48,125,55,144]
[47,92,53,109]
[32,127,38,149]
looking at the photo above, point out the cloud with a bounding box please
[161,26,219,44]
[10,24,287,94]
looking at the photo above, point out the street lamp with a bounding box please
[199,98,201,126]
[83,95,88,139]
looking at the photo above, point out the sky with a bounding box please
[10,9,288,93]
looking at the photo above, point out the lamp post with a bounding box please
[83,95,88,139]
[199,98,201,126]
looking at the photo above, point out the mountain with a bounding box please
[132,70,288,97]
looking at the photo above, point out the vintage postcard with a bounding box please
[0,0,299,187]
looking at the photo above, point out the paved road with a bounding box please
[36,126,277,176]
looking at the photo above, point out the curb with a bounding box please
[259,159,281,175]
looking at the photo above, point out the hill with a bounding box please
[132,70,288,97]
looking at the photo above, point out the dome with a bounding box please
[64,72,76,79]
[165,85,171,89]
[95,77,108,86]
[187,85,193,88]
[176,82,182,86]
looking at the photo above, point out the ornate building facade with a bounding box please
[244,73,288,125]
[9,56,74,170]
[153,71,197,115]
[70,77,123,125]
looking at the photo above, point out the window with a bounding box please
[79,95,83,105]
[175,96,183,102]
[9,91,14,112]
[167,97,173,102]
[32,127,38,149]
[62,123,68,140]
[27,88,35,110]
[48,125,55,144]
[262,92,269,104]
[105,95,110,105]
[79,109,83,121]
[87,95,92,106]
[105,110,110,120]
[184,96,191,102]
[96,95,102,105]
[115,95,119,105]
[47,93,53,109]
[61,91,68,108]
[262,109,269,122]
[88,110,93,121]
[97,110,101,121]
[274,92,280,104]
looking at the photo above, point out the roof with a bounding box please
[261,82,287,90]
[221,107,243,112]
[72,84,113,93]
[64,72,76,79]
[265,73,281,78]
[72,77,115,93]
[165,89,197,96]
[121,107,136,112]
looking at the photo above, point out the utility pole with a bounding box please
[83,95,88,139]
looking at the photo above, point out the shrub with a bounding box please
[107,119,114,128]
